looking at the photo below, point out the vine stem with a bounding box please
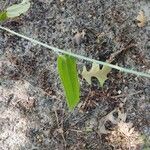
[0,25,150,78]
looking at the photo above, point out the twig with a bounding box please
[0,26,150,78]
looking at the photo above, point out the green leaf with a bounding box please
[0,11,7,21]
[6,0,30,18]
[57,55,80,110]
[82,63,112,87]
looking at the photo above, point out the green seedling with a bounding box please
[0,11,7,21]
[57,55,80,111]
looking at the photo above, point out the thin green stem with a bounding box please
[0,25,150,78]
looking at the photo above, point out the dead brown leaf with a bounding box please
[72,30,86,46]
[136,10,147,27]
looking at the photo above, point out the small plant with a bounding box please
[0,2,150,110]
[0,0,30,21]
[0,26,150,110]
[57,55,80,110]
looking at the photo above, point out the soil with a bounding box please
[0,0,150,150]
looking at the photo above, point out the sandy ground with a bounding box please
[0,0,150,149]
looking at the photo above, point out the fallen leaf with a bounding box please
[136,10,147,27]
[98,109,118,134]
[72,30,86,46]
[82,63,111,87]
[6,0,30,18]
